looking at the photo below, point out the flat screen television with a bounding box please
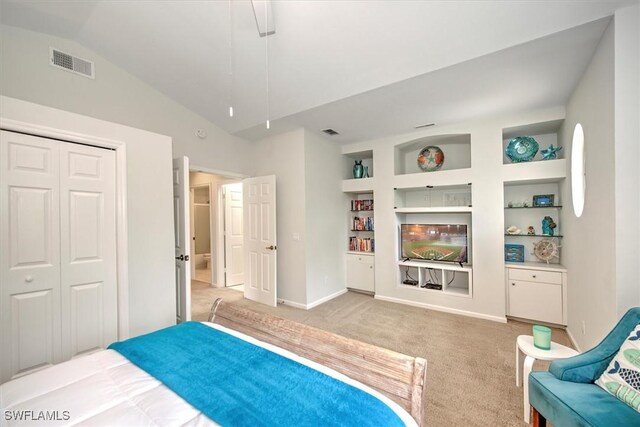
[401,224,468,263]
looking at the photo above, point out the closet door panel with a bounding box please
[60,143,117,359]
[1,131,62,383]
[10,290,55,376]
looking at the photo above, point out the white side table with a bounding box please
[516,335,578,423]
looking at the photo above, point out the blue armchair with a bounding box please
[529,307,640,426]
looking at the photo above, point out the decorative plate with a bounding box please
[417,146,444,172]
[505,136,539,163]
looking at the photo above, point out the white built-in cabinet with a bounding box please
[506,263,567,325]
[345,253,375,293]
[0,131,118,383]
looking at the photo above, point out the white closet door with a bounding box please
[0,131,62,382]
[59,143,117,359]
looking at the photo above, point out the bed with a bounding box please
[1,299,427,426]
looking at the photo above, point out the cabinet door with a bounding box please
[508,280,563,324]
[346,255,374,292]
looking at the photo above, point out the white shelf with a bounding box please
[395,206,472,213]
[503,159,567,184]
[399,284,472,298]
[342,178,374,193]
[393,168,473,189]
[346,251,375,256]
[398,259,472,272]
[505,261,566,272]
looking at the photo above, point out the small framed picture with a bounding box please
[533,194,554,207]
[505,244,525,262]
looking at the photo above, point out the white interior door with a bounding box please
[59,142,117,360]
[1,131,62,382]
[243,175,277,306]
[173,157,191,322]
[224,183,244,286]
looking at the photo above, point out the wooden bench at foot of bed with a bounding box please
[208,299,427,426]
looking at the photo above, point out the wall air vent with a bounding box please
[322,128,340,136]
[50,47,95,79]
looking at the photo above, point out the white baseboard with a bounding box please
[278,299,307,310]
[374,294,507,323]
[307,288,348,309]
[279,288,348,310]
[565,327,582,352]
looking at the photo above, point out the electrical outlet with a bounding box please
[581,320,586,335]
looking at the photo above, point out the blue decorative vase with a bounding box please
[353,160,364,179]
[542,216,556,236]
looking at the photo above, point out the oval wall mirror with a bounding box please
[571,123,586,217]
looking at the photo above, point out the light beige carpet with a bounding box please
[191,281,572,426]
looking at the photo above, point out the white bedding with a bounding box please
[1,323,417,427]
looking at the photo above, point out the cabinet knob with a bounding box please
[532,275,537,278]
[25,275,33,283]
[511,282,516,286]
[369,266,373,269]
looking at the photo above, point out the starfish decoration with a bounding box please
[541,144,563,160]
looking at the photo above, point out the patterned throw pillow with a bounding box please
[596,323,640,412]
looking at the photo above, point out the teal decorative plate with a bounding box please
[505,136,539,163]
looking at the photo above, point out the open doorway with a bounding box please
[188,171,245,318]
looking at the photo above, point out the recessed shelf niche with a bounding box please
[504,180,563,264]
[343,149,373,180]
[395,134,471,175]
[502,119,564,165]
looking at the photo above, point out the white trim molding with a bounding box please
[279,288,348,310]
[374,294,508,323]
[0,117,131,339]
[307,289,349,310]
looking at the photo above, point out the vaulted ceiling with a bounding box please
[1,0,636,143]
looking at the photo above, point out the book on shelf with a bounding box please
[349,236,375,252]
[352,216,374,231]
[350,199,374,211]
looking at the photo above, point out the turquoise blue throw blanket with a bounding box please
[108,322,406,427]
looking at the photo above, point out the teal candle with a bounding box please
[533,325,552,350]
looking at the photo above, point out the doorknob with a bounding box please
[175,254,190,261]
[265,245,277,250]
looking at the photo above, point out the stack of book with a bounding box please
[350,199,374,211]
[349,237,375,253]
[352,216,374,231]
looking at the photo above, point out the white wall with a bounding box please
[613,4,640,319]
[0,25,252,176]
[304,130,347,304]
[561,22,617,350]
[252,129,308,305]
[1,96,175,338]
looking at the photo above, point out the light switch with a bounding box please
[292,232,300,241]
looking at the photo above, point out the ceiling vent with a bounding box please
[322,128,340,136]
[415,123,436,129]
[49,47,95,79]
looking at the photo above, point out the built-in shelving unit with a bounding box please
[347,194,374,253]
[398,260,472,297]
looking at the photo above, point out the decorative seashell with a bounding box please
[506,226,521,235]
